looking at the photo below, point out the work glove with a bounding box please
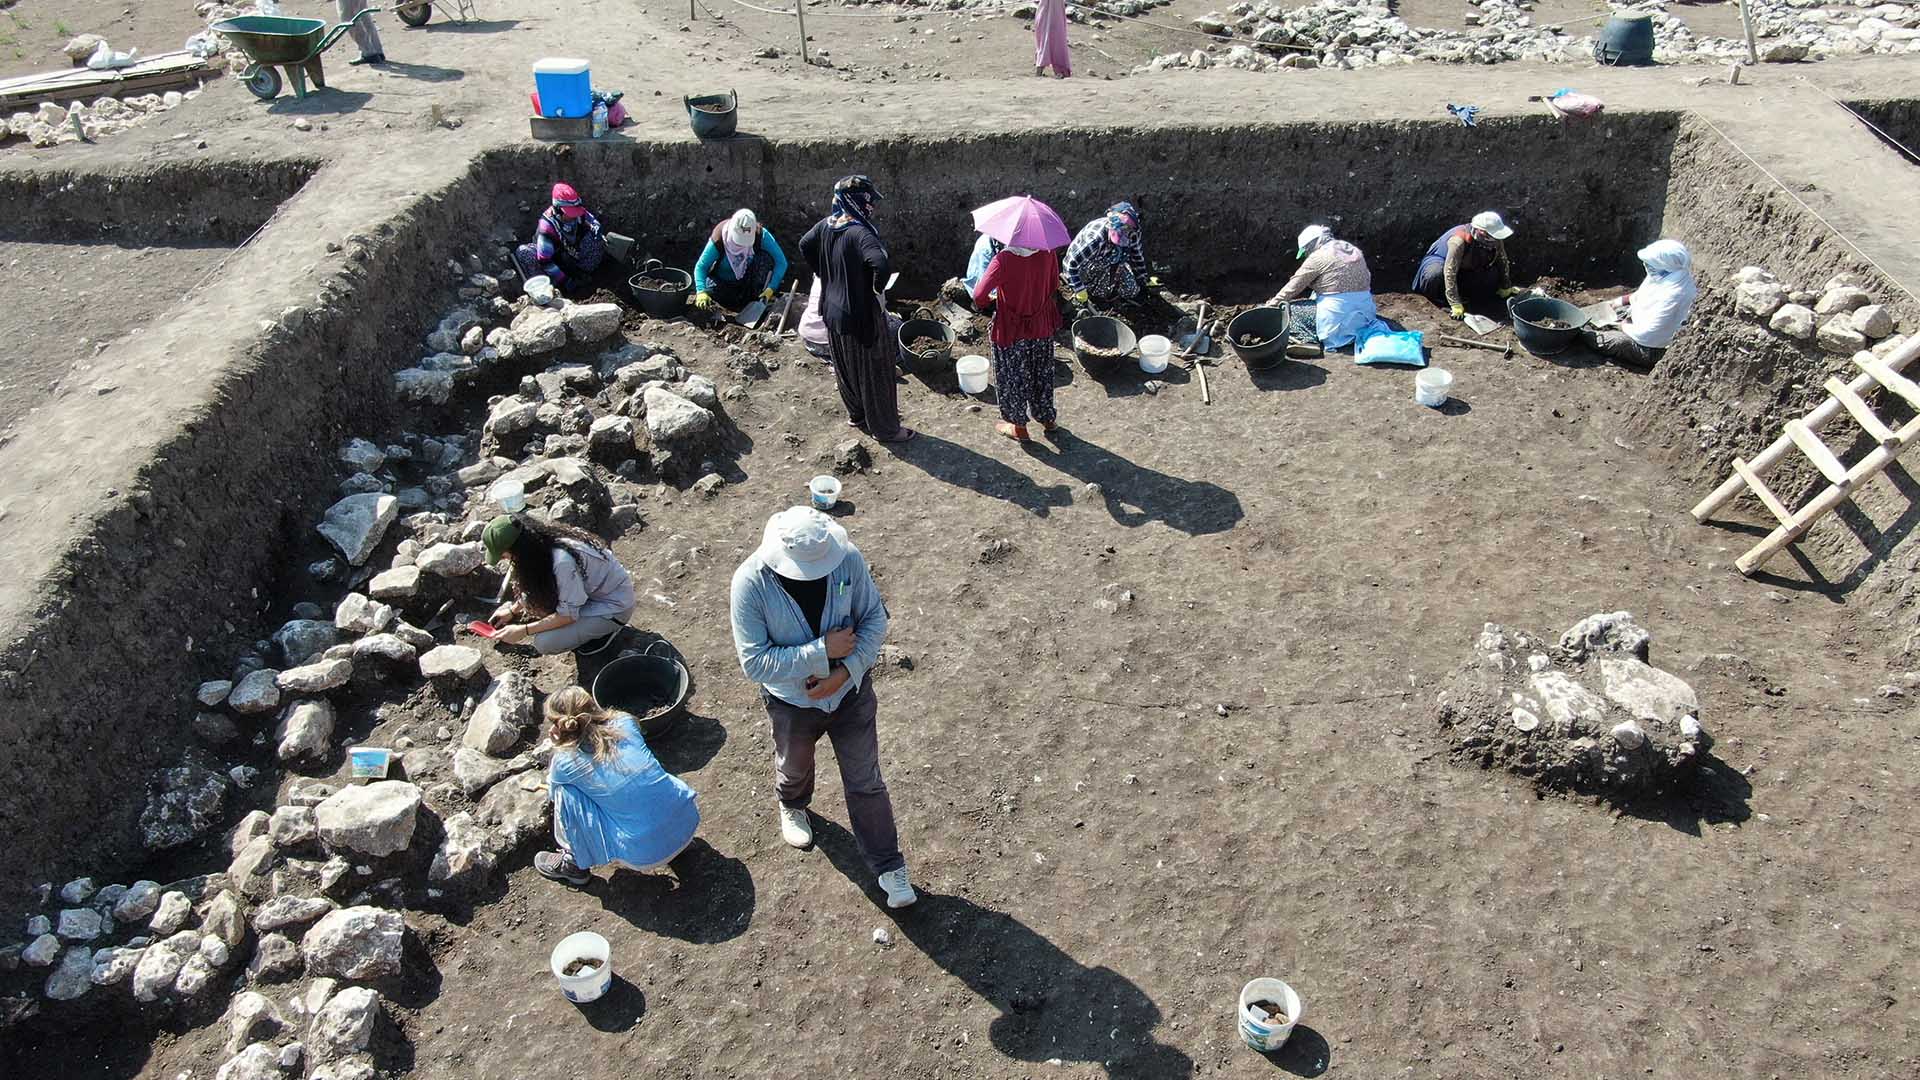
[1496,287,1520,299]
[1146,276,1162,288]
[1073,289,1090,305]
[1448,304,1467,320]
[693,291,712,310]
[760,287,777,302]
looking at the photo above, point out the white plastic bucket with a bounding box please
[1138,334,1172,374]
[524,275,556,306]
[549,931,613,1003]
[809,474,841,510]
[1414,367,1453,407]
[956,355,990,394]
[488,477,527,513]
[1238,977,1303,1053]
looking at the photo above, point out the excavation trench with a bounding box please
[1,107,1917,1020]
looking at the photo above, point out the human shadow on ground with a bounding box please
[888,432,1075,517]
[1260,1024,1331,1076]
[1615,752,1753,836]
[574,975,645,1033]
[1078,357,1191,399]
[594,837,755,944]
[376,60,465,83]
[810,819,1196,1079]
[1021,428,1244,536]
[265,88,371,117]
[404,18,522,34]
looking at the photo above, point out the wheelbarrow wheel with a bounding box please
[397,2,432,25]
[243,63,281,101]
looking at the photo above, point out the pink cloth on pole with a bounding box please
[1034,0,1071,76]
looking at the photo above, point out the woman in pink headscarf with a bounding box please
[1034,0,1071,78]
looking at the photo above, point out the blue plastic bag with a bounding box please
[1354,325,1427,368]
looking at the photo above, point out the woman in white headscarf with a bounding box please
[694,208,789,312]
[1583,239,1697,368]
[1268,224,1378,353]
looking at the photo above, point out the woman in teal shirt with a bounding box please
[693,208,788,313]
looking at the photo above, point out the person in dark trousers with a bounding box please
[728,507,917,909]
[1412,210,1520,318]
[799,175,914,444]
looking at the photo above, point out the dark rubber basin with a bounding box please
[1508,295,1588,357]
[1226,306,1291,369]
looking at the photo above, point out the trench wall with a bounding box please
[1632,115,1920,618]
[481,114,1680,298]
[0,158,489,904]
[1842,98,1920,166]
[0,158,319,245]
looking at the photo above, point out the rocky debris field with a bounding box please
[1730,265,1905,356]
[1140,0,1920,73]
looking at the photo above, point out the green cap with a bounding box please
[482,515,521,565]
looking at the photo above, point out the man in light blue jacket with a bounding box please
[729,507,916,908]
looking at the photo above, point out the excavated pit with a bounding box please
[2,109,1919,1072]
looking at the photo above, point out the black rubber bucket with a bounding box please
[1508,294,1588,357]
[685,89,738,139]
[629,258,692,319]
[1071,315,1137,367]
[897,314,956,389]
[1593,14,1654,65]
[590,645,690,739]
[1225,306,1291,370]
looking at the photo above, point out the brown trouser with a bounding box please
[336,0,384,59]
[764,679,903,875]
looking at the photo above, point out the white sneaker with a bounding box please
[878,867,918,909]
[778,805,813,849]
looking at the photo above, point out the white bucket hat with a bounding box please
[725,208,759,248]
[1295,224,1332,258]
[759,507,849,581]
[1471,211,1514,240]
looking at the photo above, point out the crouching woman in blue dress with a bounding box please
[535,686,701,886]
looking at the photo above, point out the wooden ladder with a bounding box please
[1693,335,1920,575]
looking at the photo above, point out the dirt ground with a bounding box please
[22,283,1913,1080]
[0,240,232,433]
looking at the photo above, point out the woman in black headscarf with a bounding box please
[799,175,913,444]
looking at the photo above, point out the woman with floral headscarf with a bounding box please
[514,182,606,295]
[1581,239,1697,369]
[1267,224,1377,353]
[1062,201,1148,310]
[693,208,789,313]
[800,175,914,443]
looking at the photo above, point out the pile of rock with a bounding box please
[1139,0,1920,75]
[1429,612,1713,796]
[4,90,199,148]
[1732,267,1903,357]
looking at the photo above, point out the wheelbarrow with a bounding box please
[211,12,376,101]
[392,0,478,27]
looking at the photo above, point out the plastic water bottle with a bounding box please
[591,103,609,138]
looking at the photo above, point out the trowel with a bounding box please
[734,300,769,327]
[1462,313,1499,335]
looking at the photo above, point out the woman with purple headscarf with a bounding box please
[1063,201,1148,310]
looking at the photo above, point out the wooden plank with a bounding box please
[1824,376,1899,446]
[1732,457,1794,527]
[0,61,203,110]
[0,51,199,94]
[1785,419,1850,486]
[1857,354,1920,412]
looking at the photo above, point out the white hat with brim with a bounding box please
[726,208,758,248]
[759,507,850,581]
[1472,211,1514,240]
[1296,224,1332,258]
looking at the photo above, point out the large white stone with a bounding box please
[1734,279,1786,318]
[337,438,386,473]
[45,946,94,1000]
[315,781,421,857]
[275,700,337,767]
[252,895,336,932]
[224,991,285,1056]
[1599,657,1700,723]
[352,633,418,666]
[1528,671,1609,729]
[215,1042,286,1080]
[462,671,535,756]
[268,805,320,848]
[563,302,624,343]
[277,659,353,694]
[318,494,398,567]
[1814,285,1872,317]
[56,907,103,942]
[1851,303,1894,339]
[642,386,715,442]
[419,644,485,680]
[311,986,381,1063]
[112,880,163,922]
[1767,303,1815,340]
[1817,316,1868,355]
[150,890,193,935]
[368,566,421,600]
[428,811,498,889]
[511,307,568,354]
[334,593,394,634]
[274,619,340,665]
[132,930,202,1001]
[301,908,405,980]
[416,542,485,576]
[486,396,538,435]
[394,368,455,405]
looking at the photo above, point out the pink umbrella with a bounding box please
[971,195,1071,250]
